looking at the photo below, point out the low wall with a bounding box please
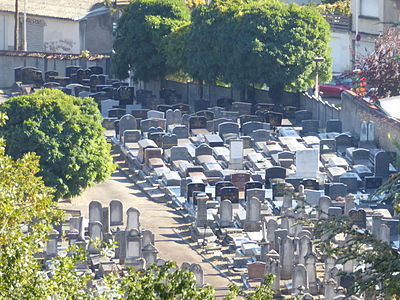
[299,93,341,127]
[341,92,400,155]
[0,51,110,88]
[139,79,299,107]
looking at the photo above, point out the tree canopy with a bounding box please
[0,89,115,199]
[356,26,400,99]
[185,0,332,97]
[112,0,191,80]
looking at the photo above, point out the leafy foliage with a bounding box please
[355,26,400,99]
[185,0,332,96]
[313,215,400,298]
[0,89,115,199]
[317,0,350,15]
[112,0,190,80]
[0,129,94,298]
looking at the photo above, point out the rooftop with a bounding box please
[0,0,105,20]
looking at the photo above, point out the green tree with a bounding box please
[0,89,115,199]
[112,0,191,81]
[185,0,332,101]
[0,114,93,298]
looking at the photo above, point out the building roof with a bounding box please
[0,0,105,20]
[379,95,400,120]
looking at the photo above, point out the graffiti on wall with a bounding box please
[44,39,76,53]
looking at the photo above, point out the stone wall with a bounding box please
[138,79,300,107]
[341,91,400,155]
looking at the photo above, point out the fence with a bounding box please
[299,93,341,128]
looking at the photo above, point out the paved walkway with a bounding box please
[61,170,231,298]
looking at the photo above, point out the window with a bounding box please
[360,0,379,18]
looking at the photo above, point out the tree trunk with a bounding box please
[14,0,19,51]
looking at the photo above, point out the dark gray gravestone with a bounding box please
[187,183,206,203]
[265,112,283,127]
[320,139,336,154]
[189,116,207,131]
[265,166,286,188]
[349,209,366,228]
[325,183,347,200]
[364,176,383,190]
[326,119,342,133]
[301,120,319,135]
[162,134,178,149]
[215,181,234,199]
[301,178,319,190]
[195,143,213,157]
[172,125,189,139]
[220,186,239,203]
[335,134,352,155]
[295,110,312,124]
[339,172,359,194]
[382,219,400,241]
[374,151,390,177]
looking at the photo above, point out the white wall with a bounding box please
[0,13,16,50]
[0,13,80,53]
[43,18,80,53]
[330,31,352,73]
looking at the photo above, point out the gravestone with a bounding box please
[147,110,165,119]
[88,221,103,254]
[349,209,367,229]
[320,139,336,154]
[301,178,319,190]
[265,166,286,188]
[374,151,390,177]
[232,173,251,191]
[215,181,234,200]
[172,125,189,139]
[162,134,178,149]
[245,197,261,231]
[189,264,204,288]
[326,183,348,200]
[124,130,141,144]
[295,110,312,124]
[126,208,140,231]
[219,200,233,227]
[189,116,207,131]
[195,143,213,157]
[119,115,137,141]
[218,122,239,136]
[339,172,359,194]
[251,129,270,142]
[301,120,319,135]
[326,119,342,133]
[295,149,319,178]
[364,176,383,190]
[109,200,123,226]
[229,139,244,170]
[187,183,206,204]
[89,201,102,224]
[220,186,239,203]
[196,193,208,227]
[170,146,189,162]
[246,188,265,203]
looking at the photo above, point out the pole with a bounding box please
[23,0,27,51]
[355,0,359,61]
[314,61,319,99]
[14,0,19,51]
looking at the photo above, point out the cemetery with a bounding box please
[8,64,400,299]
